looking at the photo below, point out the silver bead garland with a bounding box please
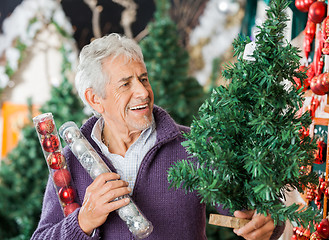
[59,121,153,239]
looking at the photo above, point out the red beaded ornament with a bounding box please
[37,119,55,135]
[53,169,71,187]
[59,186,75,204]
[47,151,65,169]
[64,203,80,217]
[42,134,60,152]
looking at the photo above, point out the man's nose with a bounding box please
[133,80,149,98]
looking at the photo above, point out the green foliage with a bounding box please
[0,79,86,239]
[168,0,320,228]
[139,0,206,126]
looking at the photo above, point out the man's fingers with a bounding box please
[100,186,132,203]
[233,212,274,240]
[234,210,254,219]
[88,172,121,190]
[105,197,130,213]
[97,179,129,196]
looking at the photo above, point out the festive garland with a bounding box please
[0,0,77,96]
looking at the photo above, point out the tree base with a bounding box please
[208,214,250,228]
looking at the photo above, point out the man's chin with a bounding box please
[129,116,154,131]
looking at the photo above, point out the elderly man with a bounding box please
[31,33,284,239]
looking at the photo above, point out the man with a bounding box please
[31,33,284,239]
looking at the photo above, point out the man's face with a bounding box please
[99,55,154,132]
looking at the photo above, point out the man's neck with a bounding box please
[102,123,141,157]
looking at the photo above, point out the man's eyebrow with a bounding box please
[138,72,148,79]
[118,73,147,82]
[119,76,133,82]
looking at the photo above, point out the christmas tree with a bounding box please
[0,78,86,239]
[139,0,205,126]
[168,0,319,228]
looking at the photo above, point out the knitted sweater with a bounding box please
[31,106,284,240]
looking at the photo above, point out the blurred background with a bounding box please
[0,0,308,239]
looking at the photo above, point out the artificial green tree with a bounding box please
[0,77,86,239]
[168,0,319,228]
[139,0,205,126]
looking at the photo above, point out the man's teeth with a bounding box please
[130,104,148,110]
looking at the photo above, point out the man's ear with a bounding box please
[85,88,104,114]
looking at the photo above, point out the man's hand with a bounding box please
[78,172,131,235]
[233,210,275,240]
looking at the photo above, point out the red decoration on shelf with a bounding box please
[314,139,327,164]
[309,96,320,119]
[310,231,323,240]
[42,134,60,152]
[311,76,326,95]
[64,203,80,216]
[306,183,317,200]
[293,226,311,240]
[325,187,329,198]
[59,186,75,204]
[317,218,329,239]
[317,73,329,93]
[308,1,327,23]
[296,0,316,12]
[299,126,310,139]
[304,20,317,60]
[322,17,329,55]
[53,169,71,187]
[37,119,55,135]
[47,151,65,169]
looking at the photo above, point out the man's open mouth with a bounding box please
[129,104,148,110]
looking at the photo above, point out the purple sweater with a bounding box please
[31,106,284,239]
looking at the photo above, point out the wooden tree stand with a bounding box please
[209,214,250,229]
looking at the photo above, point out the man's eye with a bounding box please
[122,82,129,87]
[141,78,148,82]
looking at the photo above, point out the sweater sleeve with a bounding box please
[30,175,100,240]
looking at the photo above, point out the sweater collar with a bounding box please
[80,105,182,149]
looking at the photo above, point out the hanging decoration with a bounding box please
[295,0,316,12]
[0,0,77,97]
[308,1,327,23]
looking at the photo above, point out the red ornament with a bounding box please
[325,187,329,198]
[47,151,65,169]
[320,181,329,192]
[308,1,327,24]
[304,21,316,60]
[315,73,327,92]
[318,73,329,93]
[311,76,325,95]
[322,17,329,55]
[291,234,298,240]
[309,96,320,119]
[42,134,60,152]
[317,218,329,239]
[296,0,308,12]
[59,186,75,204]
[299,126,310,139]
[306,183,317,200]
[314,139,327,164]
[321,73,329,93]
[64,202,80,216]
[310,231,324,240]
[37,119,55,135]
[53,169,71,187]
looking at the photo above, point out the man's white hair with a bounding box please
[75,33,145,117]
